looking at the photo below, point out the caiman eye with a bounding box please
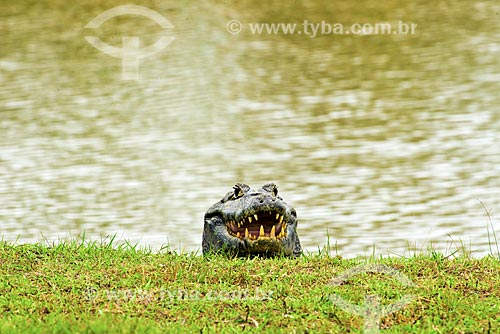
[233,183,247,198]
[262,183,278,196]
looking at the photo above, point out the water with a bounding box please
[1,1,499,257]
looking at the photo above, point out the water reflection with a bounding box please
[1,1,499,257]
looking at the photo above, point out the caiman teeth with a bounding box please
[278,228,284,238]
[228,212,288,241]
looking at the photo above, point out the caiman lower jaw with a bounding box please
[226,212,287,241]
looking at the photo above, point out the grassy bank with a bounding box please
[0,240,498,333]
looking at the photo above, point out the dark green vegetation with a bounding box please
[1,240,499,333]
[203,183,301,257]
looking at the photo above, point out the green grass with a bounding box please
[0,239,499,333]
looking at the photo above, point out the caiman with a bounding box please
[202,183,301,257]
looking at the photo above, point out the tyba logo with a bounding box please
[84,5,175,80]
[329,264,416,334]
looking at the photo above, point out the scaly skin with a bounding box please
[202,183,302,257]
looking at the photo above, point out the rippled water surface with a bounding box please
[1,1,499,256]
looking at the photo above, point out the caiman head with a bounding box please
[202,183,302,257]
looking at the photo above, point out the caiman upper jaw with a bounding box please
[226,211,287,241]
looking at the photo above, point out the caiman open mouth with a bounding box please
[226,211,287,241]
